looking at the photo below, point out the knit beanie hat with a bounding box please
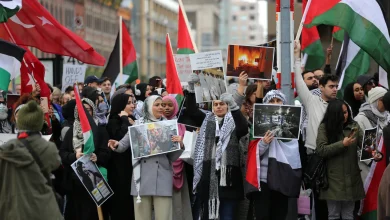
[263,90,287,104]
[16,100,44,132]
[368,87,387,104]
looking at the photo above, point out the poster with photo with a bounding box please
[71,155,114,206]
[226,44,275,80]
[253,104,302,140]
[129,120,180,159]
[360,127,378,161]
[189,50,227,103]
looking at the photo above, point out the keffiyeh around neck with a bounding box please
[73,98,98,151]
[193,111,236,219]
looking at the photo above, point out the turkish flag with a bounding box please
[0,0,105,66]
[20,46,52,128]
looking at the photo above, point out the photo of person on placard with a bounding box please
[75,161,103,192]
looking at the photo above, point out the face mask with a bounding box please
[0,103,8,120]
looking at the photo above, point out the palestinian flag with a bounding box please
[0,39,25,92]
[166,34,184,105]
[306,0,390,86]
[360,138,387,219]
[332,26,343,41]
[102,21,138,85]
[177,0,197,54]
[335,32,370,98]
[74,85,95,154]
[0,0,21,23]
[301,0,324,71]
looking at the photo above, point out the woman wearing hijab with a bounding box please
[316,99,365,220]
[245,90,302,220]
[108,95,184,220]
[162,95,192,220]
[106,93,136,220]
[354,87,388,181]
[192,93,248,220]
[344,82,365,117]
[60,98,110,220]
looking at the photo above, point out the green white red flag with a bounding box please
[305,0,390,87]
[74,85,95,154]
[166,34,184,105]
[177,0,197,54]
[301,0,324,71]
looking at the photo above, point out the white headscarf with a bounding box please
[142,95,163,122]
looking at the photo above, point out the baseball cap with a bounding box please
[84,76,99,85]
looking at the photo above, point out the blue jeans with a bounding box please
[192,196,237,220]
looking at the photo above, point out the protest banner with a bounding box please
[253,104,302,140]
[174,54,192,85]
[189,51,226,103]
[71,154,114,207]
[129,120,180,159]
[61,57,87,92]
[226,44,275,80]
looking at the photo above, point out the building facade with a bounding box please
[131,0,178,80]
[228,0,265,45]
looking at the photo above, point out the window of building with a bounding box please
[250,5,255,10]
[240,15,247,21]
[249,35,255,40]
[249,25,257,31]
[250,15,255,20]
[240,5,246,11]
[232,5,239,11]
[232,15,236,21]
[231,26,238,31]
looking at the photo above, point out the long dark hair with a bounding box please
[245,84,257,104]
[321,99,353,143]
[343,82,363,117]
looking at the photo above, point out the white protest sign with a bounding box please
[62,57,87,92]
[174,54,192,84]
[189,50,224,70]
[0,134,52,145]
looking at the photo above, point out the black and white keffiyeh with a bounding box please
[193,111,236,219]
[73,98,98,151]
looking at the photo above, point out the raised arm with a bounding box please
[294,41,313,106]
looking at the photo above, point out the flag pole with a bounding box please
[295,0,312,41]
[119,16,123,85]
[178,0,198,53]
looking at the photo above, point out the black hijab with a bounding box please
[343,82,364,118]
[62,99,76,126]
[110,93,131,119]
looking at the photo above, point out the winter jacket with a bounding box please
[0,135,62,220]
[316,122,365,201]
[116,121,183,197]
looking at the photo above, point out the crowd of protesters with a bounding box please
[2,41,390,220]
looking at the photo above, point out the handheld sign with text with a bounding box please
[61,57,87,92]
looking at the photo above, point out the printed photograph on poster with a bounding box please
[226,45,275,80]
[360,127,378,161]
[129,120,180,159]
[71,155,114,206]
[253,104,302,140]
[189,51,226,103]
